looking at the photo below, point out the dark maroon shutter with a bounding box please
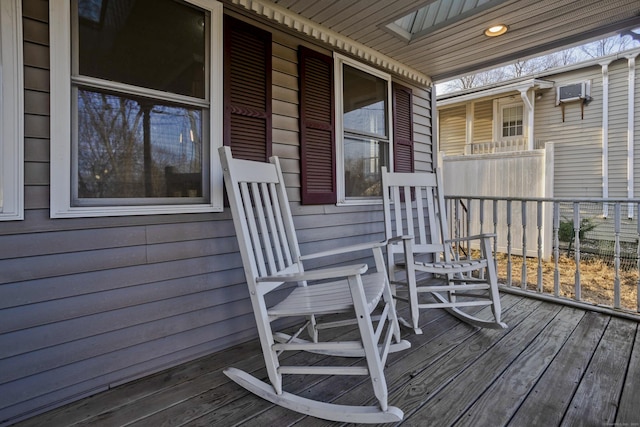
[393,83,414,172]
[299,46,336,205]
[224,16,272,162]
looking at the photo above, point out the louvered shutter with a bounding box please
[393,83,414,172]
[299,46,336,205]
[224,16,272,162]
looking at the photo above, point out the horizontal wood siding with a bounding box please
[607,59,631,198]
[473,99,493,142]
[439,105,466,155]
[0,3,434,425]
[534,65,604,198]
[412,85,434,172]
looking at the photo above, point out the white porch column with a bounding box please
[627,54,637,218]
[600,61,611,217]
[519,88,534,150]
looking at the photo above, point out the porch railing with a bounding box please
[445,195,640,320]
[466,138,546,154]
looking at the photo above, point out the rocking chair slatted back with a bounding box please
[222,153,302,294]
[219,147,411,423]
[382,167,507,333]
[383,170,445,256]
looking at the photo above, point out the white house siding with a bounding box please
[439,105,467,155]
[473,99,493,142]
[0,2,434,424]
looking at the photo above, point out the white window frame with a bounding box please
[0,0,24,221]
[50,0,223,218]
[493,97,525,141]
[334,53,393,205]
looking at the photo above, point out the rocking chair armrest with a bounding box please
[445,233,496,244]
[299,240,387,261]
[256,263,369,283]
[387,235,414,244]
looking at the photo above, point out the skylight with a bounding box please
[387,0,508,42]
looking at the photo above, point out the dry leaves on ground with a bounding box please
[494,252,639,312]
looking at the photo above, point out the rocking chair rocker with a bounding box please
[219,147,410,423]
[382,167,507,334]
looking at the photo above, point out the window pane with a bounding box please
[501,105,523,137]
[343,65,387,136]
[77,0,206,98]
[344,136,388,197]
[76,88,204,200]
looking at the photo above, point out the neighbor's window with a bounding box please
[50,0,223,217]
[336,54,391,202]
[0,0,23,221]
[501,104,523,138]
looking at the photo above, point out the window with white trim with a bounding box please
[50,0,223,218]
[0,0,24,221]
[335,54,392,203]
[501,104,523,138]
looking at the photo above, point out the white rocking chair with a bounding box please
[219,147,410,423]
[381,167,507,334]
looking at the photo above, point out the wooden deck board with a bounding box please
[456,306,586,427]
[507,310,610,427]
[13,294,640,427]
[561,317,637,426]
[616,323,640,424]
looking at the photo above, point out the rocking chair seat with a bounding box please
[418,258,488,273]
[268,272,387,317]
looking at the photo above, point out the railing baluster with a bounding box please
[507,200,512,287]
[637,202,640,313]
[454,198,461,242]
[553,202,560,297]
[537,201,543,293]
[493,199,498,271]
[479,199,485,236]
[521,200,527,289]
[466,197,472,258]
[573,202,581,301]
[614,202,621,309]
[440,195,640,319]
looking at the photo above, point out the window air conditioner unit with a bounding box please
[556,81,590,105]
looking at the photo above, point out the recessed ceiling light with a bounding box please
[484,24,508,37]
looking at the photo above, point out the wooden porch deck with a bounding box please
[15,293,640,427]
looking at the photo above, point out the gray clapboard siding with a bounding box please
[23,114,48,139]
[23,67,49,91]
[24,138,49,162]
[2,294,253,380]
[0,226,147,259]
[0,3,434,423]
[1,313,257,418]
[0,247,149,284]
[532,64,605,198]
[0,255,241,309]
[1,274,247,334]
[23,91,49,115]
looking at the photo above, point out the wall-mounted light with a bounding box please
[484,24,508,37]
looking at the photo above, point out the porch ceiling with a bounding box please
[259,0,640,82]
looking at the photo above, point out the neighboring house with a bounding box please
[438,48,640,202]
[0,0,433,423]
[438,49,640,254]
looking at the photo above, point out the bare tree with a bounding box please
[580,34,635,58]
[438,29,640,94]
